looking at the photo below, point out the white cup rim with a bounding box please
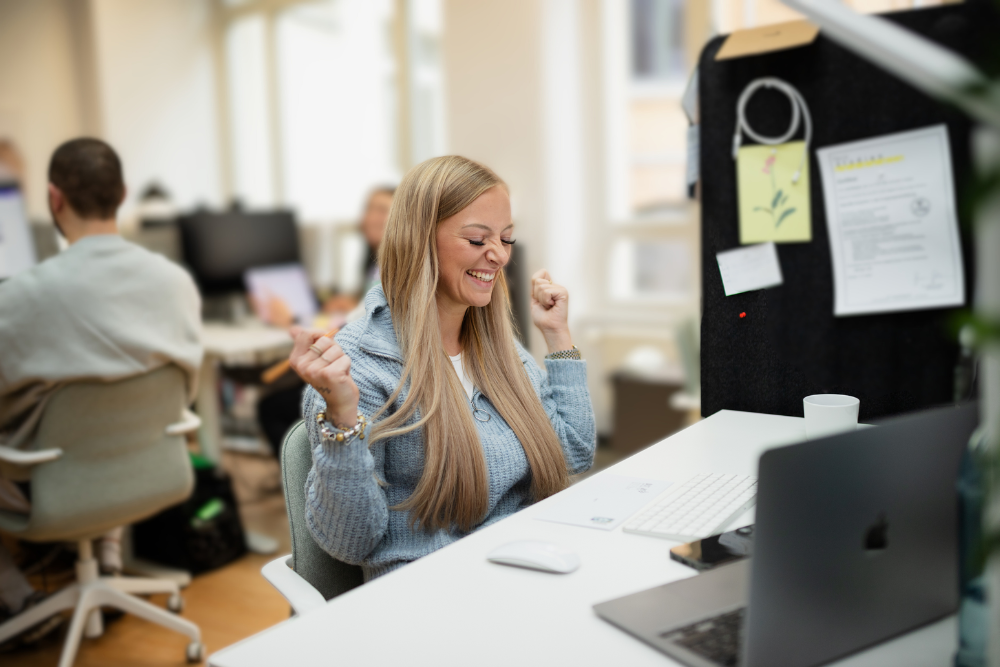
[803,394,860,408]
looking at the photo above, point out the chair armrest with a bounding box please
[166,408,202,436]
[0,445,63,466]
[261,555,327,616]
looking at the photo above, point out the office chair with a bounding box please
[0,366,205,666]
[262,420,364,615]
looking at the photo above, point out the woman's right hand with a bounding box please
[289,327,360,428]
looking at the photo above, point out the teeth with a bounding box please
[467,270,495,282]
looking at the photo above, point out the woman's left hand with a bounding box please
[530,269,574,354]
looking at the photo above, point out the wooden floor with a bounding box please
[4,453,293,667]
[3,442,632,666]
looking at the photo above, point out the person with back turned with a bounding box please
[0,139,202,639]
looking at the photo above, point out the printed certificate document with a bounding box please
[816,125,964,316]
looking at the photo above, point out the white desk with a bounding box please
[208,410,957,667]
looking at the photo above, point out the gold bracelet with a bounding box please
[545,345,581,361]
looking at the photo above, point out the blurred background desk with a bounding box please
[197,323,293,556]
[197,323,294,464]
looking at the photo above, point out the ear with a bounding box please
[47,183,64,213]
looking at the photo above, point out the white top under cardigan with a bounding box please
[449,353,475,399]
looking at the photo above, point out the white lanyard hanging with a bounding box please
[732,77,813,183]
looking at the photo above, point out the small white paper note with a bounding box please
[716,242,784,296]
[534,475,672,531]
[816,125,964,316]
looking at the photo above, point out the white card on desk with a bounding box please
[534,475,672,531]
[716,242,784,296]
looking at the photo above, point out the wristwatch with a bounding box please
[545,345,581,361]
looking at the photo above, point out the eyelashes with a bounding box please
[468,239,516,246]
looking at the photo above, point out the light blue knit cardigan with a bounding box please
[302,286,596,581]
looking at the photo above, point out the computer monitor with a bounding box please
[0,182,37,280]
[177,210,300,295]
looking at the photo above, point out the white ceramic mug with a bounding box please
[803,394,860,439]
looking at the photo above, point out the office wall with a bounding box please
[442,1,546,276]
[442,0,597,361]
[0,0,222,221]
[0,0,90,218]
[90,0,223,215]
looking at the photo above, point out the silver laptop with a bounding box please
[594,403,978,667]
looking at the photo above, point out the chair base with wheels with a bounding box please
[0,369,206,665]
[0,538,204,667]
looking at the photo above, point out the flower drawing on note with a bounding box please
[736,141,811,244]
[762,153,775,175]
[754,150,796,227]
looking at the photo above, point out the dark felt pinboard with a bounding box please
[699,3,997,422]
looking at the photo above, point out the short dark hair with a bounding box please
[48,138,125,219]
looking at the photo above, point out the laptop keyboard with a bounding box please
[661,608,745,667]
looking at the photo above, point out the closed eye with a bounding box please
[502,239,516,245]
[469,240,485,246]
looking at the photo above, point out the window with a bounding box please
[222,0,398,219]
[275,0,397,220]
[225,13,274,208]
[602,0,699,307]
[219,0,443,222]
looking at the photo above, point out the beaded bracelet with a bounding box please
[316,411,368,443]
[545,345,581,361]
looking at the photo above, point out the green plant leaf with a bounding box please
[772,189,784,209]
[780,194,789,207]
[754,206,772,214]
[776,207,796,227]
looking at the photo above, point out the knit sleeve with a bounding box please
[302,340,391,565]
[519,345,597,475]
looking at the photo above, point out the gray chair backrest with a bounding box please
[12,365,194,542]
[281,420,364,600]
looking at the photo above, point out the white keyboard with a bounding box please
[623,472,757,541]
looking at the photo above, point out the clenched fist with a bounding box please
[289,326,360,428]
[530,269,574,354]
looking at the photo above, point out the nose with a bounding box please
[484,238,509,267]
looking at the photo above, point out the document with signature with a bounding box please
[816,125,964,316]
[534,475,672,531]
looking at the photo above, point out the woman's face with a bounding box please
[362,191,392,250]
[435,185,514,313]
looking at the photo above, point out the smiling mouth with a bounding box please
[467,270,495,283]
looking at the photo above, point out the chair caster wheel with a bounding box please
[186,640,206,663]
[168,594,185,613]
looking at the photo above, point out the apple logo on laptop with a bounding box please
[864,512,889,553]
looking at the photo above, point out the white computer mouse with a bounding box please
[487,540,580,574]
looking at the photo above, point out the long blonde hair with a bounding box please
[372,155,569,532]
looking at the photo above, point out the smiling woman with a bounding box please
[287,155,596,581]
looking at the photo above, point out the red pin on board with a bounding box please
[739,312,746,318]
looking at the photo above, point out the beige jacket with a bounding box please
[0,234,203,478]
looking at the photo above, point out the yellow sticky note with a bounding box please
[737,141,812,244]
